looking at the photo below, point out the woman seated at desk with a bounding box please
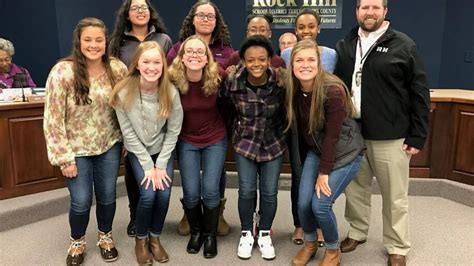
[0,38,36,89]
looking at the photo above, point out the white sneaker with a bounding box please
[237,230,254,259]
[257,230,275,260]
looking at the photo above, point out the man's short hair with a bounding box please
[357,0,388,8]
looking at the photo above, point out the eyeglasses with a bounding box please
[130,5,149,13]
[0,57,12,64]
[195,12,216,21]
[184,48,206,57]
[247,28,269,35]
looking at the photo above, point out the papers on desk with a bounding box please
[0,88,33,102]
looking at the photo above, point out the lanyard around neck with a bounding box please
[357,36,382,66]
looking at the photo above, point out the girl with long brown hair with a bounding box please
[43,17,128,265]
[286,40,364,266]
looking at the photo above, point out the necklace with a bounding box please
[139,90,158,138]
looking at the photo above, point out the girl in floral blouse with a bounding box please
[43,17,127,265]
[110,41,183,264]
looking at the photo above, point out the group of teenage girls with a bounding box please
[43,0,364,265]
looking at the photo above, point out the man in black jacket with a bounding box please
[333,0,430,265]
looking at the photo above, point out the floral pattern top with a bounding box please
[43,59,128,166]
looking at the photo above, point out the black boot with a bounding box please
[127,219,136,237]
[184,202,203,254]
[202,204,219,258]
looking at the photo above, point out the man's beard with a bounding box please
[358,17,384,32]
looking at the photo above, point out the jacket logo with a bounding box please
[376,46,389,53]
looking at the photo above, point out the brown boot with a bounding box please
[320,248,341,266]
[66,236,86,266]
[291,240,317,266]
[135,237,153,265]
[291,227,304,245]
[317,228,325,247]
[149,236,169,263]
[217,198,230,236]
[177,198,190,235]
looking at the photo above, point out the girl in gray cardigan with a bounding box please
[110,41,183,265]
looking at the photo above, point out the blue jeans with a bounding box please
[128,152,174,239]
[65,142,122,239]
[298,150,362,249]
[235,153,283,231]
[177,137,227,209]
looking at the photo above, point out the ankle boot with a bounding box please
[291,240,317,266]
[66,236,86,266]
[97,231,118,262]
[177,198,190,235]
[184,202,203,253]
[320,248,341,266]
[135,237,153,265]
[202,205,219,258]
[217,197,230,236]
[149,236,169,263]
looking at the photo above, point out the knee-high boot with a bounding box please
[184,202,203,253]
[202,205,219,258]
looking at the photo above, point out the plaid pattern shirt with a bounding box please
[225,68,287,162]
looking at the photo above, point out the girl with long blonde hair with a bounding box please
[110,41,183,265]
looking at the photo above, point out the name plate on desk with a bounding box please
[27,95,45,102]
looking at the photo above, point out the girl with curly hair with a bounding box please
[166,0,233,76]
[167,0,233,238]
[109,0,172,67]
[168,35,226,259]
[224,35,287,261]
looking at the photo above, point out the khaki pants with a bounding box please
[344,139,411,255]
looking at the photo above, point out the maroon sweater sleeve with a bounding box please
[271,54,286,68]
[319,86,346,175]
[166,42,181,66]
[228,51,241,66]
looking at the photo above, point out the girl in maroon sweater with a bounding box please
[168,35,225,259]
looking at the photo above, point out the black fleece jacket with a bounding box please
[334,25,430,149]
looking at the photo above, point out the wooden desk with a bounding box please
[0,101,64,199]
[0,89,472,199]
[410,89,474,185]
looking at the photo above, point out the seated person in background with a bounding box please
[0,38,36,89]
[278,32,297,55]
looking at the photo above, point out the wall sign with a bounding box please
[247,0,343,29]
